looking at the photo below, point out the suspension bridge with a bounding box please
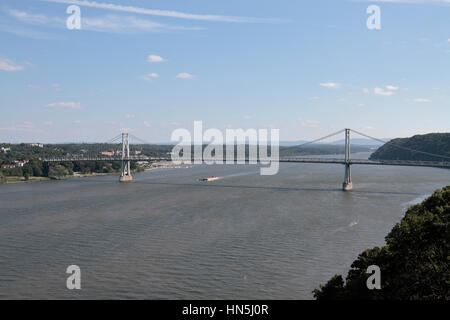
[43,129,450,191]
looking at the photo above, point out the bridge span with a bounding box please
[43,156,450,169]
[42,129,450,191]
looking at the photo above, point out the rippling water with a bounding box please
[0,154,449,299]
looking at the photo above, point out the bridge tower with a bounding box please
[342,128,353,191]
[119,132,133,182]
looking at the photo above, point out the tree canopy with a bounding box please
[314,186,450,300]
[370,133,450,161]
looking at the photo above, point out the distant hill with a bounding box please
[280,138,390,147]
[280,144,371,157]
[369,133,450,161]
[279,140,309,147]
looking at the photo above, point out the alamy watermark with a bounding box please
[66,265,81,290]
[170,121,280,176]
[366,265,381,290]
[66,5,81,30]
[366,5,381,30]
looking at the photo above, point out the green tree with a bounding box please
[314,186,450,300]
[0,171,6,184]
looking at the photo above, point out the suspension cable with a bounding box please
[106,134,122,144]
[351,129,450,160]
[128,130,346,148]
[129,134,153,145]
[293,129,346,148]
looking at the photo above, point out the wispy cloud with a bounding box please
[354,0,450,4]
[176,73,194,79]
[41,0,287,23]
[0,58,25,71]
[300,119,320,128]
[374,87,396,96]
[147,55,165,63]
[5,9,204,34]
[0,121,37,132]
[140,72,159,80]
[385,85,399,91]
[82,15,204,33]
[46,102,82,109]
[412,98,431,103]
[320,82,341,88]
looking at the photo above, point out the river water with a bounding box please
[0,153,449,299]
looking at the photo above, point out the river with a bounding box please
[0,153,449,299]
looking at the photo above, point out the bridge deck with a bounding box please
[43,157,450,169]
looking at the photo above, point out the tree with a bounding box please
[314,186,450,300]
[0,171,6,184]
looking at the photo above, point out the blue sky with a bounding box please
[0,0,449,143]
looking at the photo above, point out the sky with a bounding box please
[0,0,449,143]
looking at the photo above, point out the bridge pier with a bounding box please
[120,133,133,183]
[342,128,353,191]
[343,163,353,191]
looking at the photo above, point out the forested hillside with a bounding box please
[314,186,450,300]
[369,133,450,161]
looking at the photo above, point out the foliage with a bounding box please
[370,133,450,161]
[314,186,450,300]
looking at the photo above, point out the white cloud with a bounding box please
[0,58,25,71]
[73,120,81,124]
[44,121,53,126]
[412,98,431,103]
[143,121,151,127]
[41,0,287,23]
[7,9,56,25]
[386,85,399,91]
[83,15,204,33]
[125,114,135,119]
[147,55,165,63]
[374,87,396,96]
[0,121,36,132]
[46,102,82,109]
[140,72,159,80]
[362,88,370,94]
[27,84,41,89]
[356,0,450,4]
[6,9,204,34]
[320,82,341,88]
[176,73,194,79]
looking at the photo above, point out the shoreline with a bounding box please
[0,161,181,185]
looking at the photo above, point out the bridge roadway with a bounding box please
[43,156,450,169]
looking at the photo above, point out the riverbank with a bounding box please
[0,161,180,185]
